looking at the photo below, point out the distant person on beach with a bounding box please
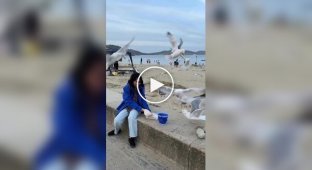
[35,44,106,170]
[140,57,142,64]
[113,61,119,71]
[108,72,151,148]
[174,59,179,67]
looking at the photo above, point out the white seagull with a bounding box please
[166,32,186,62]
[180,58,191,70]
[158,86,206,120]
[158,86,206,138]
[106,38,134,69]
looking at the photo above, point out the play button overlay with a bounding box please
[137,66,174,104]
[150,78,164,93]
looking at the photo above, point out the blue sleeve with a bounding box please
[53,87,105,165]
[123,86,143,112]
[140,86,151,111]
[144,102,151,111]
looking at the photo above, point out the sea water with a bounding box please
[120,55,206,66]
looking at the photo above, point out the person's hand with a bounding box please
[143,109,152,117]
[143,109,157,120]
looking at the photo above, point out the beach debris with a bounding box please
[196,126,205,139]
[165,32,186,62]
[106,37,134,69]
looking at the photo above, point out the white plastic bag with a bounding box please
[145,112,158,120]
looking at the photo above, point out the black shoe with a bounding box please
[107,129,121,136]
[128,137,136,148]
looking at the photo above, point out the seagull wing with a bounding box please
[182,109,206,120]
[175,94,195,104]
[174,88,205,97]
[166,32,178,51]
[116,37,135,55]
[178,38,183,49]
[198,98,206,109]
[158,86,172,96]
[181,58,191,70]
[191,98,200,112]
[191,109,205,119]
[107,38,134,67]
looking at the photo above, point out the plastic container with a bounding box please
[158,113,168,124]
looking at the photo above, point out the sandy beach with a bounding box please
[107,63,205,115]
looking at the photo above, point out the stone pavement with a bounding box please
[106,89,205,170]
[107,124,183,170]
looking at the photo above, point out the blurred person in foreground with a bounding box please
[107,72,151,148]
[34,44,106,170]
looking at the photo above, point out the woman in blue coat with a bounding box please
[108,72,151,148]
[34,45,106,170]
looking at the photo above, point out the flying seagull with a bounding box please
[166,32,186,62]
[106,37,134,70]
[180,58,191,70]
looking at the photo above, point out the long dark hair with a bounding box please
[71,44,105,93]
[128,72,143,90]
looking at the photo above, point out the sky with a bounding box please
[45,0,105,20]
[106,0,205,53]
[40,0,310,53]
[223,0,312,23]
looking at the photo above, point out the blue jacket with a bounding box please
[116,83,150,114]
[34,78,106,169]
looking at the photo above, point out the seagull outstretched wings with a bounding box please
[116,37,134,54]
[167,32,177,52]
[158,86,206,120]
[106,37,135,69]
[166,32,186,62]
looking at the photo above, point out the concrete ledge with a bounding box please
[106,89,205,170]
